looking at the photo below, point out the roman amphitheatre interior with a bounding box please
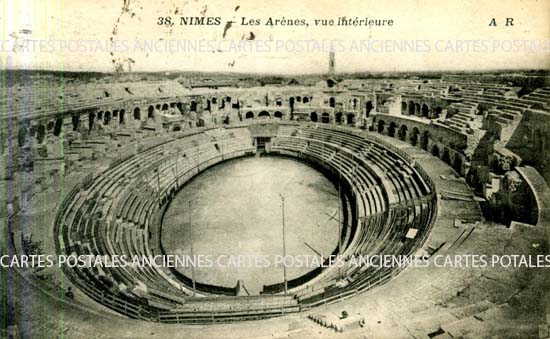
[1,61,549,339]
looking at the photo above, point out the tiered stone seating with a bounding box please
[270,122,436,303]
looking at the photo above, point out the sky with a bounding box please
[1,0,549,74]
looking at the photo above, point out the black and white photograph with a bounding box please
[0,0,549,338]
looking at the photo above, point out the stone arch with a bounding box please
[310,112,318,122]
[366,101,374,117]
[289,97,295,112]
[72,114,80,131]
[162,103,169,111]
[377,120,386,133]
[442,148,451,164]
[401,101,407,113]
[296,96,302,102]
[431,144,440,158]
[346,113,354,125]
[453,154,463,174]
[410,127,420,146]
[88,112,95,131]
[36,125,46,144]
[258,111,270,118]
[148,105,155,119]
[97,111,103,120]
[245,111,254,119]
[18,126,27,147]
[119,109,125,125]
[190,101,197,112]
[53,118,63,136]
[435,107,442,118]
[133,107,141,120]
[398,125,408,141]
[421,104,429,117]
[329,97,335,108]
[104,111,111,125]
[420,131,429,150]
[322,112,330,124]
[335,112,343,124]
[172,126,181,132]
[415,103,421,115]
[408,101,415,115]
[274,111,283,119]
[303,97,309,104]
[388,122,397,137]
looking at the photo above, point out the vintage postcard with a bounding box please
[0,1,549,338]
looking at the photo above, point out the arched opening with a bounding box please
[274,111,283,119]
[415,103,421,115]
[47,121,54,131]
[435,107,442,118]
[133,107,141,120]
[410,127,419,146]
[329,97,335,108]
[225,96,231,103]
[104,111,111,125]
[322,113,330,124]
[275,98,282,106]
[366,101,374,117]
[346,113,354,125]
[258,111,270,119]
[289,97,295,112]
[18,126,27,147]
[335,112,343,124]
[303,97,309,104]
[88,112,95,131]
[112,110,118,118]
[36,125,45,144]
[421,104,429,117]
[431,145,440,158]
[420,131,429,150]
[173,126,181,132]
[97,111,103,120]
[190,101,197,112]
[401,101,407,113]
[310,112,318,122]
[211,97,217,105]
[72,114,80,131]
[442,148,451,164]
[377,120,385,133]
[453,155,463,174]
[148,105,155,119]
[408,101,415,115]
[296,96,302,103]
[176,102,184,114]
[245,111,254,119]
[53,118,63,136]
[224,116,230,125]
[162,103,169,111]
[388,122,397,137]
[398,125,408,141]
[119,109,125,125]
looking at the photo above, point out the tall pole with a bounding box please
[280,194,288,295]
[189,200,196,296]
